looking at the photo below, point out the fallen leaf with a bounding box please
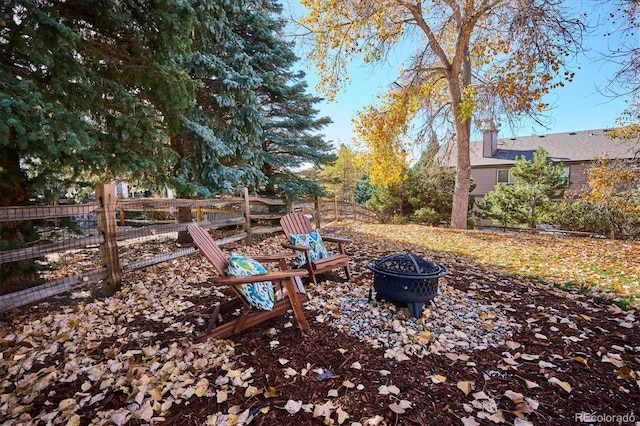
[384,348,410,362]
[538,360,556,369]
[283,400,302,414]
[548,377,572,393]
[284,367,298,377]
[313,403,332,418]
[336,407,349,424]
[472,391,489,400]
[461,416,480,426]
[520,353,540,361]
[264,386,278,398]
[137,401,153,422]
[457,381,474,395]
[506,341,521,350]
[416,330,431,343]
[378,384,400,395]
[431,375,447,384]
[195,378,209,397]
[479,410,505,423]
[66,415,81,426]
[617,366,637,380]
[244,385,261,397]
[602,354,625,368]
[504,390,524,403]
[572,356,589,366]
[389,403,406,414]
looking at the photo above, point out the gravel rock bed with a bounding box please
[306,278,521,359]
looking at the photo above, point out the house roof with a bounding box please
[437,128,640,168]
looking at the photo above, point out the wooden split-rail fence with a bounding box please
[0,184,378,312]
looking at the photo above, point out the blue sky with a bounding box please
[284,1,632,155]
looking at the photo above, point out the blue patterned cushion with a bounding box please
[289,230,330,267]
[226,252,274,311]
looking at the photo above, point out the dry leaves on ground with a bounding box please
[0,224,639,425]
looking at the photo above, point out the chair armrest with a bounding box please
[281,242,310,252]
[209,269,308,286]
[280,242,313,266]
[322,236,352,244]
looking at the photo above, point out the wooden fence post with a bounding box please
[242,187,252,245]
[176,204,193,243]
[314,197,321,230]
[118,207,126,226]
[196,206,203,223]
[96,184,122,296]
[352,199,356,222]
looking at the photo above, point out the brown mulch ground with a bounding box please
[1,226,639,425]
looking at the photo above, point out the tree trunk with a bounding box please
[448,71,472,230]
[450,127,472,229]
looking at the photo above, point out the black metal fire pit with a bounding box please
[366,252,448,318]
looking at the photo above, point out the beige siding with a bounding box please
[470,162,590,199]
[470,168,498,196]
[568,163,588,192]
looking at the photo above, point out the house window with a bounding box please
[497,169,517,184]
[497,166,570,186]
[560,166,570,187]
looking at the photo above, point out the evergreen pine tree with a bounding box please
[0,0,195,290]
[245,0,335,198]
[171,0,265,196]
[1,0,195,204]
[479,147,566,230]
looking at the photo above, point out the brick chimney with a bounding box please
[482,129,498,158]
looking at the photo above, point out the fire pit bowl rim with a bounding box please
[365,253,449,279]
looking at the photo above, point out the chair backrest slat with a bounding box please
[187,224,228,274]
[281,213,313,239]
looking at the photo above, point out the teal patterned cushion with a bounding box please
[289,230,330,267]
[226,252,274,311]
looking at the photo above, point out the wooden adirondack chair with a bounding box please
[187,224,310,342]
[280,213,352,286]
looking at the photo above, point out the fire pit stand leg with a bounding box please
[407,302,423,319]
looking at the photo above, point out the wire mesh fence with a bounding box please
[0,185,379,312]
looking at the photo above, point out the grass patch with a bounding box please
[357,224,640,308]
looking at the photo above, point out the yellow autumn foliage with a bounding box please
[352,90,418,187]
[298,0,584,228]
[583,156,640,216]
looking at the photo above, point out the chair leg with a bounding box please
[283,277,309,332]
[308,266,318,286]
[205,304,222,334]
[344,264,352,281]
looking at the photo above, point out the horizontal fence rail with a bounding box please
[0,185,379,312]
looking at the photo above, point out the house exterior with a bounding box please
[437,128,640,199]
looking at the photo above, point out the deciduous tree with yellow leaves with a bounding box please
[603,0,640,141]
[298,0,584,228]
